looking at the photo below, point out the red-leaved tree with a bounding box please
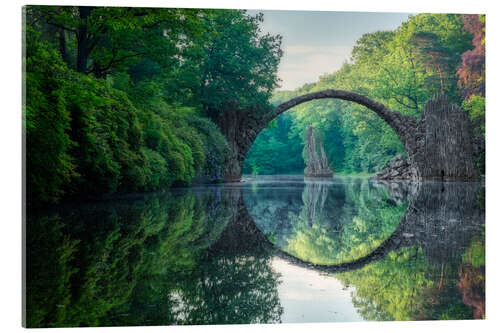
[457,14,485,99]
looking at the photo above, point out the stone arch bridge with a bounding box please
[215,90,483,182]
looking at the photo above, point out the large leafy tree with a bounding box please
[410,31,456,94]
[199,10,283,119]
[28,6,201,77]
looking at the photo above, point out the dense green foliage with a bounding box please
[25,6,283,204]
[245,14,485,175]
[25,28,229,203]
[199,11,283,118]
[243,114,304,175]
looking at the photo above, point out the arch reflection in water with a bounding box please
[243,176,407,266]
[25,176,485,326]
[240,176,484,321]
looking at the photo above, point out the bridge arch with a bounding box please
[273,89,416,142]
[218,91,479,182]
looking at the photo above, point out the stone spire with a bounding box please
[304,125,334,178]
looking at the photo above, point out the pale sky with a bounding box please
[247,10,411,91]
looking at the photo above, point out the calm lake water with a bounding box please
[25,175,485,327]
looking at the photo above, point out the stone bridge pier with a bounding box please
[215,91,483,182]
[215,108,273,182]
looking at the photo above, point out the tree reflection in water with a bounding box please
[244,178,407,265]
[25,177,485,326]
[25,188,282,327]
[346,181,486,321]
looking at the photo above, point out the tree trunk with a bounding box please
[58,28,69,66]
[76,6,92,73]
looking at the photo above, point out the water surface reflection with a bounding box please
[25,176,485,327]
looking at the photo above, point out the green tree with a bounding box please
[199,10,283,119]
[25,27,78,203]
